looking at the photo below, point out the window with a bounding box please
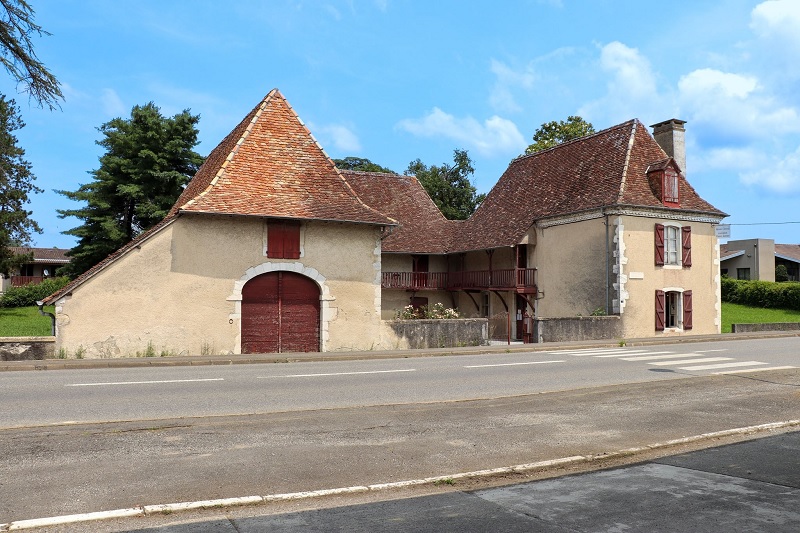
[267,220,301,259]
[737,268,751,281]
[655,224,691,267]
[655,289,692,331]
[663,168,679,204]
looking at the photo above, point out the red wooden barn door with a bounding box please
[241,272,320,353]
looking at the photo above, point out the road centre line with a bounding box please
[66,378,224,387]
[621,353,707,361]
[464,360,565,368]
[257,369,416,378]
[647,357,733,366]
[681,361,768,371]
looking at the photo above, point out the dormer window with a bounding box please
[647,159,681,207]
[663,168,679,205]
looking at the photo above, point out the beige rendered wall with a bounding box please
[54,215,385,357]
[615,215,720,338]
[532,218,609,318]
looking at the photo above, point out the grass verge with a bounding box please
[0,305,55,336]
[721,301,800,333]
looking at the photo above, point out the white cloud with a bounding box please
[578,42,667,123]
[489,59,535,113]
[101,88,126,117]
[751,0,800,48]
[678,68,800,142]
[396,108,526,156]
[741,144,800,193]
[309,123,362,153]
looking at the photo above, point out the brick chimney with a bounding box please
[651,119,686,175]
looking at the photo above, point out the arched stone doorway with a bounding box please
[241,271,320,353]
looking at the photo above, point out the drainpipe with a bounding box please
[37,300,56,336]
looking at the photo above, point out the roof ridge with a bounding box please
[616,120,639,203]
[178,89,278,213]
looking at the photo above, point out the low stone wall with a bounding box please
[731,322,800,333]
[386,319,488,349]
[533,316,622,343]
[0,337,55,361]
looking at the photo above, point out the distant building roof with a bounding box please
[775,244,800,264]
[9,247,70,264]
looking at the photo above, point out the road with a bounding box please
[0,337,797,527]
[0,337,796,428]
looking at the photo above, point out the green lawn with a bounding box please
[721,302,800,333]
[0,306,55,337]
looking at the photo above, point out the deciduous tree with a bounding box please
[0,94,39,275]
[57,103,204,277]
[525,116,595,154]
[333,157,394,173]
[406,149,485,220]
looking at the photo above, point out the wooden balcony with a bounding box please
[381,268,537,293]
[11,276,45,287]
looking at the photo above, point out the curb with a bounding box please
[3,419,798,531]
[2,330,799,372]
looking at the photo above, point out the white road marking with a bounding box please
[621,353,707,361]
[694,349,728,353]
[464,360,565,368]
[680,361,768,371]
[545,348,636,355]
[595,351,674,358]
[66,378,224,387]
[258,369,416,378]
[647,357,733,366]
[715,366,796,374]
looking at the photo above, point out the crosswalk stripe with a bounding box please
[621,353,706,361]
[680,361,767,371]
[545,348,640,356]
[647,357,733,366]
[596,351,674,359]
[714,365,796,374]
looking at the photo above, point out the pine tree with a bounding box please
[0,93,40,275]
[57,103,204,277]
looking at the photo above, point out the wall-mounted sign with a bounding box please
[715,224,731,239]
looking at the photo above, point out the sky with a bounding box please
[3,0,800,249]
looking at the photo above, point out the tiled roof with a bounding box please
[9,247,70,263]
[343,170,456,254]
[775,244,800,263]
[451,120,726,252]
[172,89,394,226]
[719,244,745,261]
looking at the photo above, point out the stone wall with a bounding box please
[731,322,800,333]
[533,316,622,343]
[386,319,488,349]
[0,337,55,361]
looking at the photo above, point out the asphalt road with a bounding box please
[109,430,799,532]
[0,337,797,428]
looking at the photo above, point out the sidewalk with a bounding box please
[2,330,798,372]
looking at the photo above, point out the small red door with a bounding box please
[241,272,320,353]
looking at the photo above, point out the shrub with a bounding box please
[395,302,460,320]
[775,264,789,282]
[721,277,800,310]
[0,277,70,308]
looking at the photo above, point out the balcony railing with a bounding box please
[381,268,536,292]
[11,276,45,287]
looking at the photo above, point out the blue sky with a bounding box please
[3,0,800,249]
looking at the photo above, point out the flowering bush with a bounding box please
[395,302,460,320]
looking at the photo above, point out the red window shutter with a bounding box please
[283,222,301,259]
[654,224,665,266]
[267,221,301,259]
[681,226,692,267]
[655,290,665,331]
[683,290,693,330]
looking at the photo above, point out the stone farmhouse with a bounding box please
[43,90,726,357]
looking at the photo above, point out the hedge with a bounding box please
[721,277,800,311]
[0,277,70,308]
